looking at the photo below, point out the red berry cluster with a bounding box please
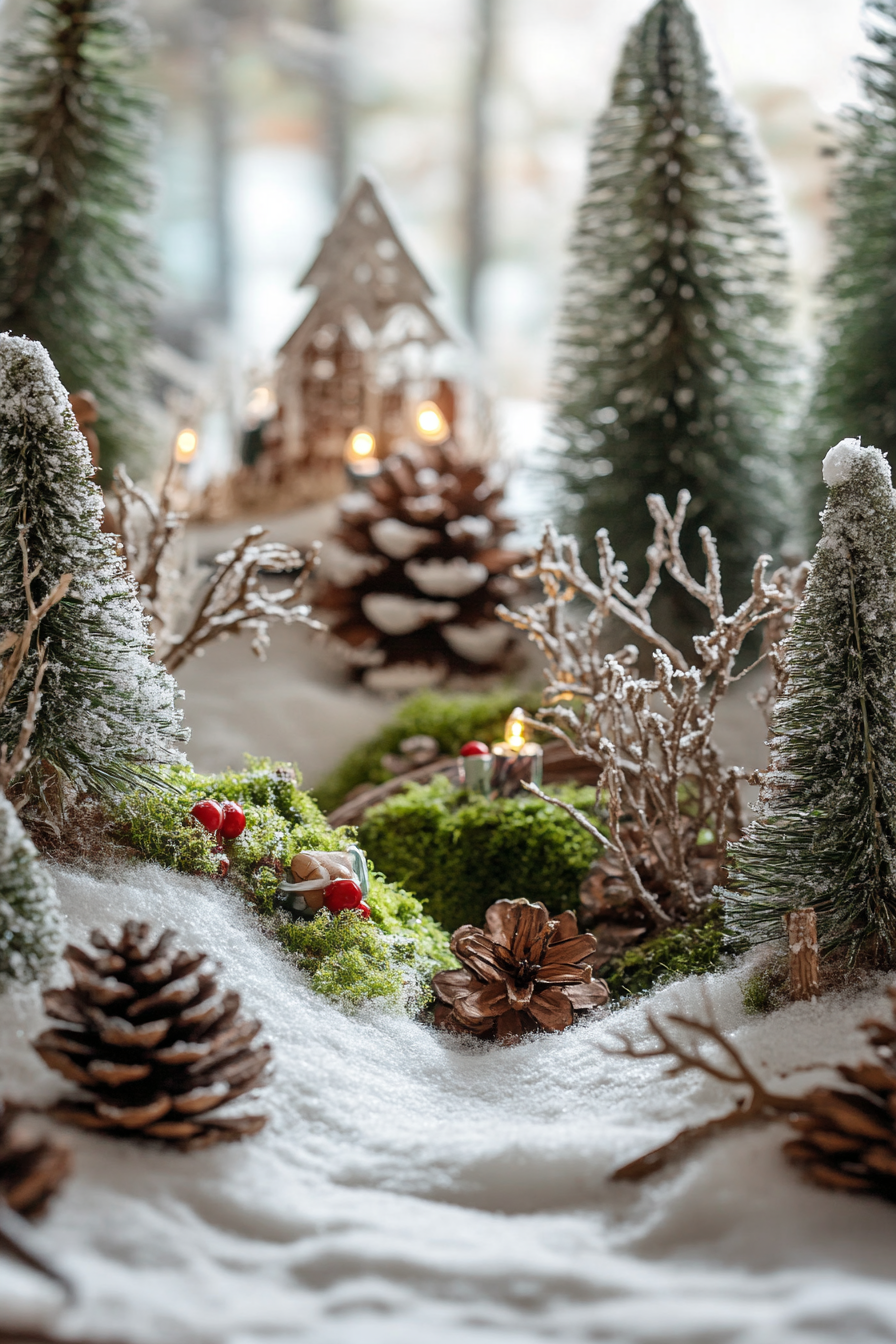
[190,799,247,877]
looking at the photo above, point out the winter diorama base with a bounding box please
[2,862,896,1343]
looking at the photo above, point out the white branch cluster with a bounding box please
[111,466,326,673]
[499,490,801,926]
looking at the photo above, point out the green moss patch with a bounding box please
[358,774,603,932]
[600,904,742,999]
[312,687,542,814]
[114,758,453,1013]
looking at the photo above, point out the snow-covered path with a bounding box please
[2,863,896,1344]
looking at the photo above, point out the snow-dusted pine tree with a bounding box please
[550,0,793,604]
[0,335,186,798]
[0,795,61,988]
[803,1,896,543]
[726,437,896,965]
[0,0,157,475]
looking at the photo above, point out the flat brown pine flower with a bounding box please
[432,898,609,1041]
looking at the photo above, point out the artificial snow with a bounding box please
[822,436,891,488]
[2,863,896,1343]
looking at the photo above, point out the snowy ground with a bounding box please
[2,863,896,1343]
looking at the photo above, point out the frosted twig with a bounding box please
[499,494,801,924]
[110,464,327,671]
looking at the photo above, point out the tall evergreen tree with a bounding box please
[550,0,793,604]
[726,437,896,966]
[0,0,157,475]
[0,335,185,798]
[803,0,896,543]
[0,795,61,988]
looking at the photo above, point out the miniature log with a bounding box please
[784,908,819,1001]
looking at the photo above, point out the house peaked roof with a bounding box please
[285,174,447,347]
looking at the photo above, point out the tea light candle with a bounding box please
[491,707,543,796]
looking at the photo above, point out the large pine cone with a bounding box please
[34,921,270,1151]
[783,987,896,1199]
[432,898,609,1042]
[0,1101,70,1218]
[316,440,526,686]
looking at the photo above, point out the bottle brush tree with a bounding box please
[0,335,186,799]
[0,0,158,476]
[726,437,896,966]
[550,0,793,608]
[0,793,61,988]
[803,0,896,543]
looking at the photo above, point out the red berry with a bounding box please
[323,878,364,913]
[219,801,246,840]
[191,799,224,833]
[357,901,371,919]
[213,848,230,879]
[459,740,490,757]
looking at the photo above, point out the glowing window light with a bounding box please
[175,428,198,463]
[246,386,274,420]
[344,425,379,475]
[414,400,449,444]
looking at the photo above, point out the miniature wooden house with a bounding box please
[273,174,455,476]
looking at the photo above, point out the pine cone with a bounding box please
[317,440,526,687]
[432,898,609,1042]
[33,921,270,1151]
[0,1101,70,1218]
[783,987,896,1199]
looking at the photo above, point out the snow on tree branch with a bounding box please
[498,491,801,927]
[111,465,326,673]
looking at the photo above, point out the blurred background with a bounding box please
[104,0,868,500]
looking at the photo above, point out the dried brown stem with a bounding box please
[605,1005,808,1180]
[499,494,800,925]
[110,464,326,671]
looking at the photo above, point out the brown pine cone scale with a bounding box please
[0,1101,71,1219]
[34,921,270,1152]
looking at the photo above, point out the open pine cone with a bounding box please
[784,987,896,1199]
[316,440,526,687]
[34,921,270,1151]
[0,1101,70,1218]
[432,898,609,1041]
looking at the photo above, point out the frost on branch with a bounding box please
[111,465,326,673]
[498,491,800,930]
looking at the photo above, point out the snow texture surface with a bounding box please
[822,436,891,488]
[2,864,896,1343]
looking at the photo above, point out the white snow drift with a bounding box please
[2,863,896,1344]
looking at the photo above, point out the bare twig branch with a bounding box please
[110,463,327,672]
[605,1004,808,1180]
[499,497,802,925]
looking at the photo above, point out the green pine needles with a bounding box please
[803,1,896,543]
[0,335,185,798]
[550,0,793,603]
[0,793,61,987]
[0,0,157,474]
[726,437,896,965]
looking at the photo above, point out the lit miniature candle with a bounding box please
[491,707,543,796]
[457,740,493,796]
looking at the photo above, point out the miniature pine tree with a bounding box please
[726,437,896,965]
[802,1,896,543]
[550,0,793,604]
[0,794,61,988]
[0,335,186,798]
[0,0,157,475]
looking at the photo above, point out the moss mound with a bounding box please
[312,687,542,814]
[114,757,453,1012]
[600,904,741,999]
[358,774,602,932]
